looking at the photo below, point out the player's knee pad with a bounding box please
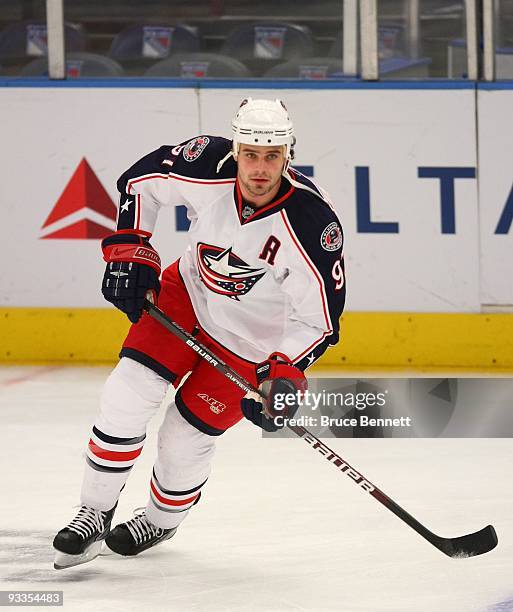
[97,357,169,437]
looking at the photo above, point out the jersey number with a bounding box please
[332,258,345,291]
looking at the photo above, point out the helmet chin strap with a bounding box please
[216,149,235,173]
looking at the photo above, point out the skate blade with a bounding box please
[53,540,104,570]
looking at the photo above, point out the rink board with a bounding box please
[0,82,504,311]
[1,81,512,368]
[477,86,513,305]
[1,308,512,369]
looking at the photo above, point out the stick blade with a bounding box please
[435,524,498,558]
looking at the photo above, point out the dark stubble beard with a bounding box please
[240,175,281,199]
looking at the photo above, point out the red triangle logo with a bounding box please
[42,158,117,230]
[41,219,114,240]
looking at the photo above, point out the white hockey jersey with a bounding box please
[116,136,346,369]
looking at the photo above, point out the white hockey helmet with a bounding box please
[231,98,295,169]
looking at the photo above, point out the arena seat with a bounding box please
[108,24,200,74]
[329,24,406,60]
[263,57,344,79]
[144,52,251,78]
[221,22,314,76]
[328,24,430,78]
[20,52,124,77]
[0,21,86,65]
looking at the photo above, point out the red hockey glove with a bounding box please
[101,231,161,324]
[240,353,307,431]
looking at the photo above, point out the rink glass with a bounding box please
[3,0,509,80]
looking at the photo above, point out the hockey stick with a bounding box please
[143,299,498,558]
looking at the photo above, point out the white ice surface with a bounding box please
[1,366,512,612]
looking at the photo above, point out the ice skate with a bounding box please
[106,509,177,556]
[53,504,116,570]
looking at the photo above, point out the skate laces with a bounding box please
[68,505,106,539]
[126,508,166,545]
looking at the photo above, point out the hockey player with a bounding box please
[53,98,346,569]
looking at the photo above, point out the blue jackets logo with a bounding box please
[196,243,265,300]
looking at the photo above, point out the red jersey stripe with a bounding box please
[115,228,151,237]
[280,210,332,332]
[127,173,169,193]
[293,332,331,362]
[235,180,295,223]
[136,193,141,230]
[126,172,235,199]
[168,173,236,186]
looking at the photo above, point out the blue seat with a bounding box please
[264,57,344,79]
[328,24,430,78]
[109,24,200,73]
[20,52,124,77]
[0,21,86,65]
[144,52,251,78]
[330,24,406,59]
[221,22,314,76]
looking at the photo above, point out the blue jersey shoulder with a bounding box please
[117,136,235,192]
[285,170,343,246]
[283,173,346,370]
[167,136,236,180]
[288,167,329,203]
[285,192,344,256]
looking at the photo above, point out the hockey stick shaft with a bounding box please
[143,299,497,558]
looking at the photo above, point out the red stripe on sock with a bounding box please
[150,480,199,506]
[88,439,143,461]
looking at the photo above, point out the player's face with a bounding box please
[237,144,286,206]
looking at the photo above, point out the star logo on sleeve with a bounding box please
[120,198,133,213]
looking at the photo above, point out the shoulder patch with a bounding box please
[183,136,210,162]
[320,222,343,251]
